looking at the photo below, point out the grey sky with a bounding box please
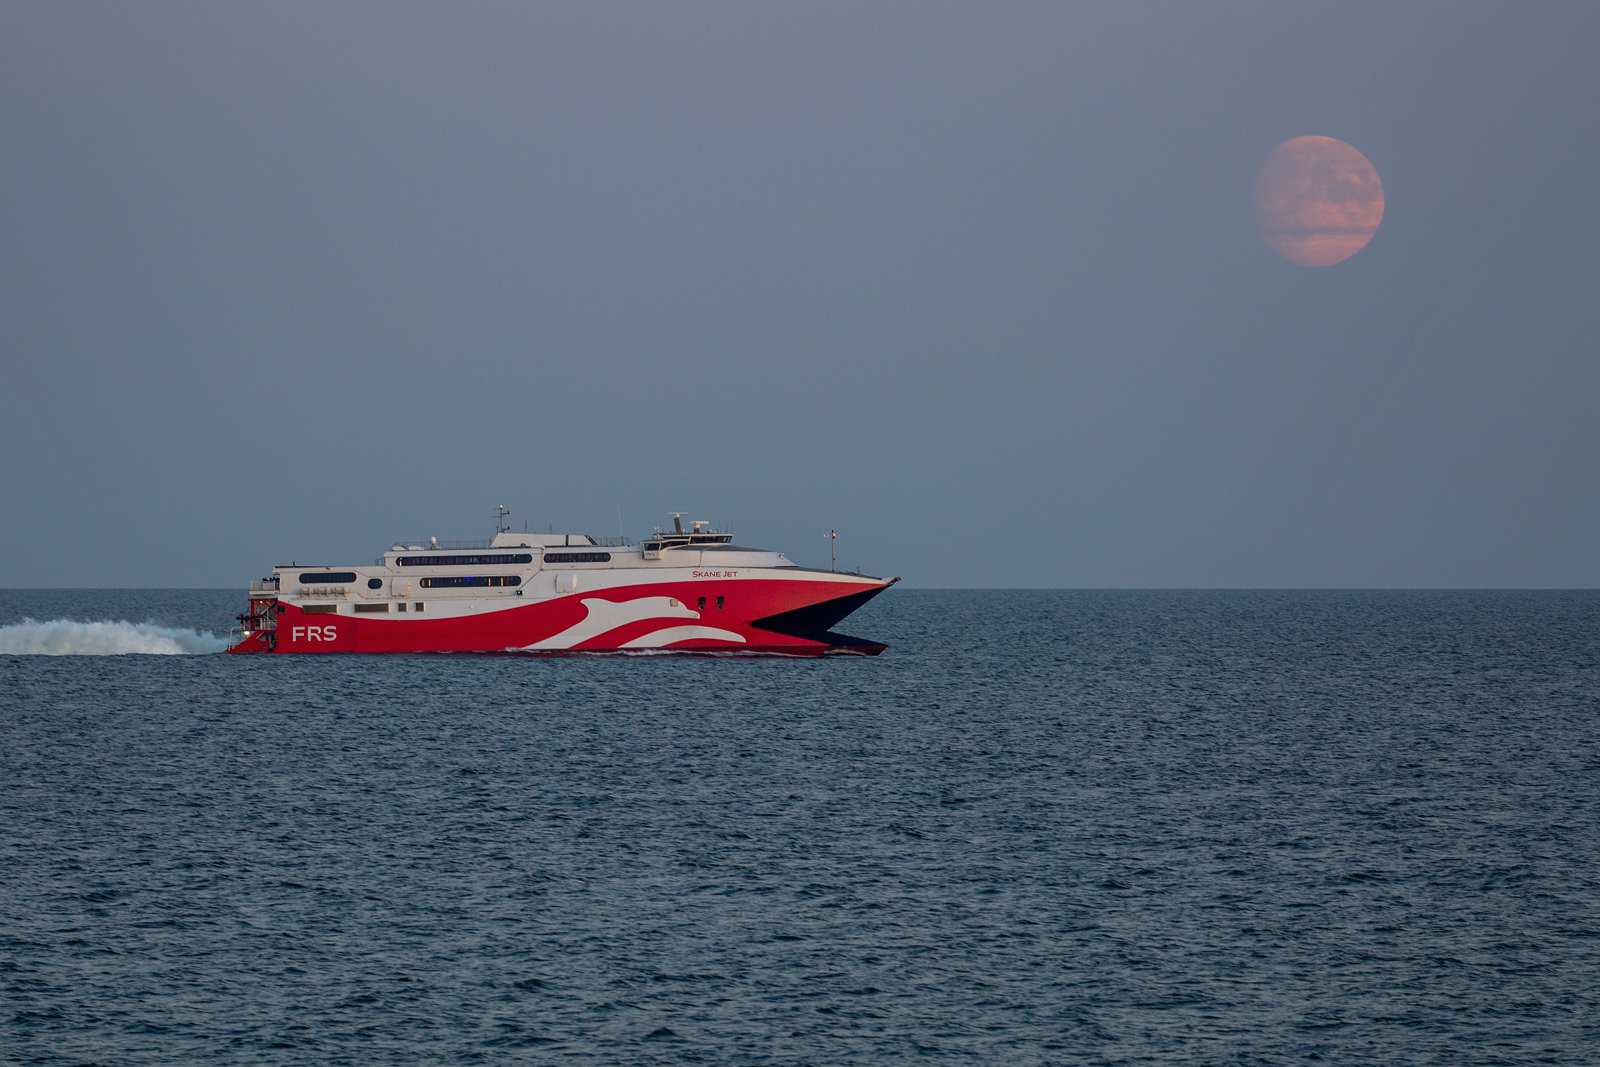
[3,2,1597,587]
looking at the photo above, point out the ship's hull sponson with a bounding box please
[229,534,896,655]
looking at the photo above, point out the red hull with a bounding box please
[232,577,889,656]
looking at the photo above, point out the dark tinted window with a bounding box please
[418,575,521,589]
[544,552,611,563]
[367,578,382,589]
[299,572,358,584]
[397,554,532,567]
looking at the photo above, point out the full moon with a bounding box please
[1254,136,1384,266]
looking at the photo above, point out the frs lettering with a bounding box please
[291,625,338,642]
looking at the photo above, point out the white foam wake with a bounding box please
[0,618,227,655]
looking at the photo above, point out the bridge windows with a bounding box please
[299,572,358,584]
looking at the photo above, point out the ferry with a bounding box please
[227,513,896,656]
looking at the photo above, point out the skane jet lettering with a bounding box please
[691,571,737,578]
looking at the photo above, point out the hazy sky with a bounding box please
[3,2,1597,587]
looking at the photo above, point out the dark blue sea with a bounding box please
[3,589,1598,1065]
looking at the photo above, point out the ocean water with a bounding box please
[2,588,1598,1065]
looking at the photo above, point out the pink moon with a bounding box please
[1254,136,1384,267]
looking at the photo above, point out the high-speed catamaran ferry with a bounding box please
[227,514,896,655]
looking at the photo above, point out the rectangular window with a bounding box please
[354,603,389,613]
[299,571,358,585]
[302,604,336,615]
[397,603,406,612]
[698,596,706,609]
[398,554,533,567]
[717,596,724,609]
[418,575,521,589]
[415,603,424,612]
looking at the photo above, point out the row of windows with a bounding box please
[299,572,358,584]
[355,602,426,612]
[398,554,533,567]
[303,549,607,588]
[418,575,522,589]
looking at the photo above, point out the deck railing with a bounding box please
[385,536,635,553]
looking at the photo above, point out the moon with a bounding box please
[1254,136,1384,266]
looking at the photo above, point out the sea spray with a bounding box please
[0,618,225,655]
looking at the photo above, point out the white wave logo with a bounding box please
[0,618,226,656]
[521,596,746,650]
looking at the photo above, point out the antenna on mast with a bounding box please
[495,504,510,534]
[826,529,836,572]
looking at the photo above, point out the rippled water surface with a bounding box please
[4,589,1599,1064]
